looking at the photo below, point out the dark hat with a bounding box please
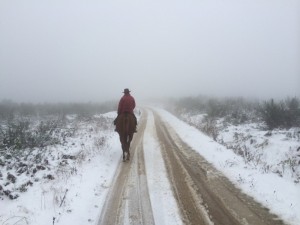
[123,88,130,93]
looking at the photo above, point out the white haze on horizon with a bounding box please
[0,0,299,103]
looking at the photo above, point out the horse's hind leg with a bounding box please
[121,142,126,162]
[126,134,133,161]
[126,149,130,161]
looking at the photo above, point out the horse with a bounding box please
[115,113,136,161]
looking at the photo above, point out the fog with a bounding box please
[0,0,299,103]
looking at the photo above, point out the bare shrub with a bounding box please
[94,136,107,150]
[260,98,300,129]
[200,116,219,141]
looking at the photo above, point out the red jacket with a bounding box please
[118,94,136,115]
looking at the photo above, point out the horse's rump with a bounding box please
[116,113,135,161]
[116,113,135,135]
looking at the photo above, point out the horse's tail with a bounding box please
[124,113,135,136]
[124,114,129,136]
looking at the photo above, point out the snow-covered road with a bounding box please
[97,108,288,225]
[97,109,182,225]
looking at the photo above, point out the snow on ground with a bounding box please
[143,110,183,225]
[156,108,300,225]
[0,114,122,225]
[1,108,299,225]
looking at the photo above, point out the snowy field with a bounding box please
[0,112,121,225]
[0,108,299,225]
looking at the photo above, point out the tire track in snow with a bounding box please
[153,110,213,225]
[143,110,184,225]
[97,110,154,225]
[121,130,155,225]
[152,109,285,225]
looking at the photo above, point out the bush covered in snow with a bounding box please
[170,96,300,130]
[169,96,300,183]
[260,97,300,129]
[0,102,115,200]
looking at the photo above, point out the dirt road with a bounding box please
[97,109,285,225]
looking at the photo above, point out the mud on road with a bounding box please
[97,109,286,225]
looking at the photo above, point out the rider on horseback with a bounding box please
[114,88,137,132]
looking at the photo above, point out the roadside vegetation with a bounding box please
[0,100,116,200]
[167,96,300,183]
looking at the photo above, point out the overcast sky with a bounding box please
[0,0,299,103]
